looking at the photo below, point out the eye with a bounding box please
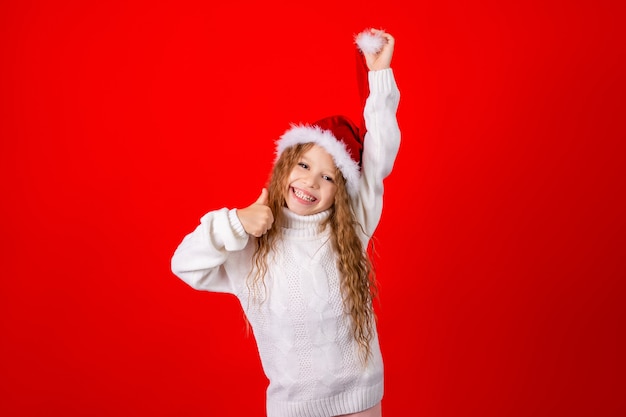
[298,162,309,169]
[322,175,334,183]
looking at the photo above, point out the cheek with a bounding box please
[283,178,292,195]
[285,172,298,192]
[286,170,297,185]
[326,185,338,201]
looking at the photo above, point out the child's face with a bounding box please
[284,145,338,216]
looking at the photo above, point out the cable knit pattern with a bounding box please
[171,69,400,417]
[246,208,384,416]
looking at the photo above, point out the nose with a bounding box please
[303,172,320,189]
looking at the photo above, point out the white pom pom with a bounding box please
[355,29,385,54]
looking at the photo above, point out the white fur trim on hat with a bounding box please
[276,124,361,197]
[355,29,385,54]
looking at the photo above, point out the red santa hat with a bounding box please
[275,29,386,198]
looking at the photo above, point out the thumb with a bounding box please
[255,188,269,205]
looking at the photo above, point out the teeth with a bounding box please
[294,189,315,202]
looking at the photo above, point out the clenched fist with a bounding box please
[362,29,395,71]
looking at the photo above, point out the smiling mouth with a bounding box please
[292,187,317,202]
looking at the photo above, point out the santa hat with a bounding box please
[275,29,386,197]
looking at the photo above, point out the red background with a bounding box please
[1,1,624,416]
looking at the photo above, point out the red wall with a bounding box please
[1,1,624,416]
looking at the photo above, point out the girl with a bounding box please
[171,28,400,417]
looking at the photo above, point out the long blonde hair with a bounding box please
[249,143,378,363]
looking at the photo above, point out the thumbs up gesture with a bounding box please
[237,189,275,237]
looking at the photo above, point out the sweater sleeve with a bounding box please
[353,68,401,239]
[171,207,252,294]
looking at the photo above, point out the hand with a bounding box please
[237,188,274,237]
[363,29,395,71]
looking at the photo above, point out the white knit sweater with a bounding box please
[171,69,400,417]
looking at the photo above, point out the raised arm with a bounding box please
[353,29,401,238]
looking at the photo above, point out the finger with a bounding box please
[381,33,394,47]
[255,188,269,205]
[371,29,390,41]
[255,226,270,237]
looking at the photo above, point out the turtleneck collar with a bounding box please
[280,207,332,238]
